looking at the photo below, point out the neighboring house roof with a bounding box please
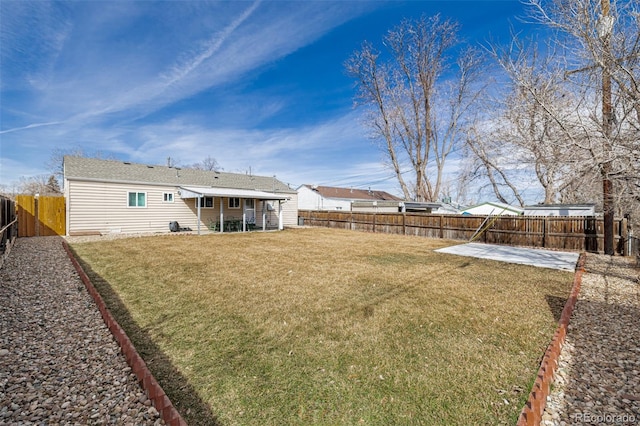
[461,201,524,215]
[524,203,596,216]
[524,203,596,210]
[403,201,461,213]
[64,156,296,194]
[299,184,402,201]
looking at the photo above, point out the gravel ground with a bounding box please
[543,254,640,426]
[0,236,163,425]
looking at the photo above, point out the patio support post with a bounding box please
[197,196,202,235]
[262,202,267,231]
[278,201,284,230]
[242,211,246,232]
[220,198,224,233]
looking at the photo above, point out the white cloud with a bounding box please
[1,1,374,133]
[161,1,262,89]
[0,1,390,189]
[0,121,62,135]
[0,105,403,194]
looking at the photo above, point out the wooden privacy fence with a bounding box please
[16,195,66,237]
[1,196,18,267]
[298,210,630,255]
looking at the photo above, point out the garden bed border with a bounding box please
[516,253,585,426]
[63,241,187,426]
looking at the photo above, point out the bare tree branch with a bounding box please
[346,14,484,202]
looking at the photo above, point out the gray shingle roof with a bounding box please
[63,156,295,193]
[301,184,402,201]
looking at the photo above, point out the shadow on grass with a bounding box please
[545,294,568,323]
[74,256,221,426]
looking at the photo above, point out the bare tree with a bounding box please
[47,147,116,182]
[186,155,222,172]
[462,125,527,206]
[15,175,62,196]
[346,14,485,202]
[468,36,596,206]
[521,0,640,253]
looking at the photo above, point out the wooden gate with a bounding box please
[16,195,66,237]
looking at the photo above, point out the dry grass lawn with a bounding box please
[69,227,572,425]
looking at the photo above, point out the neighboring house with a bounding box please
[297,184,402,211]
[461,202,524,216]
[524,203,596,217]
[352,200,402,213]
[402,201,461,214]
[63,156,298,236]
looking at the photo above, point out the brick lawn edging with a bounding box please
[516,253,586,426]
[63,241,187,426]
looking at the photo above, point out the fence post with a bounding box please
[439,215,444,239]
[484,219,488,243]
[542,217,547,249]
[621,217,628,256]
[402,212,406,236]
[372,213,376,233]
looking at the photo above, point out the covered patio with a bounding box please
[178,186,290,235]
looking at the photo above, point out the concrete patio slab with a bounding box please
[435,243,580,271]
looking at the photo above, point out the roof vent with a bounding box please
[123,162,131,165]
[147,165,154,168]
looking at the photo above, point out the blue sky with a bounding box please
[1,0,536,197]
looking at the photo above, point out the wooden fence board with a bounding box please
[15,195,66,237]
[16,195,35,237]
[0,196,18,262]
[38,196,66,236]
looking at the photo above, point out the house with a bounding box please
[402,201,461,214]
[524,203,596,217]
[460,201,524,216]
[351,200,462,214]
[351,200,403,213]
[297,184,402,211]
[63,156,298,236]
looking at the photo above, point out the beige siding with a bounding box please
[282,193,298,226]
[67,180,299,235]
[67,181,202,235]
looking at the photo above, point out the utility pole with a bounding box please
[565,0,619,255]
[599,0,615,255]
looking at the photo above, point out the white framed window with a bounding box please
[128,191,146,208]
[163,192,174,203]
[198,197,214,208]
[228,197,240,209]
